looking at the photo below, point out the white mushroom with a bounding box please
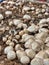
[9,42,14,47]
[22,34,34,42]
[17,23,27,29]
[2,37,7,42]
[36,8,40,12]
[44,59,49,65]
[23,6,30,11]
[39,28,49,33]
[6,40,14,47]
[0,27,5,34]
[15,44,24,51]
[24,39,34,48]
[35,39,44,45]
[7,51,16,60]
[36,11,39,15]
[16,50,26,59]
[5,11,12,16]
[38,14,42,18]
[45,37,49,43]
[8,36,12,40]
[27,24,39,33]
[15,35,20,40]
[13,19,21,26]
[35,39,44,50]
[36,8,40,14]
[31,7,35,11]
[25,49,36,59]
[9,21,13,26]
[5,26,9,31]
[22,34,28,39]
[45,12,49,16]
[39,24,48,28]
[31,58,43,65]
[35,32,48,41]
[32,41,40,51]
[38,19,47,25]
[19,30,25,36]
[35,51,48,59]
[42,9,45,13]
[8,1,15,4]
[4,46,13,54]
[12,39,18,44]
[45,49,49,56]
[6,40,11,45]
[17,23,23,28]
[20,56,30,64]
[23,14,31,20]
[42,4,46,8]
[47,18,49,23]
[0,14,4,20]
[22,24,27,29]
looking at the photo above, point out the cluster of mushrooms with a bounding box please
[0,0,49,65]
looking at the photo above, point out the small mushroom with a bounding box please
[2,37,7,42]
[31,7,35,11]
[5,11,12,16]
[23,14,31,20]
[13,19,22,26]
[23,6,30,11]
[15,44,24,51]
[44,12,49,16]
[15,35,20,40]
[42,9,45,13]
[0,14,4,20]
